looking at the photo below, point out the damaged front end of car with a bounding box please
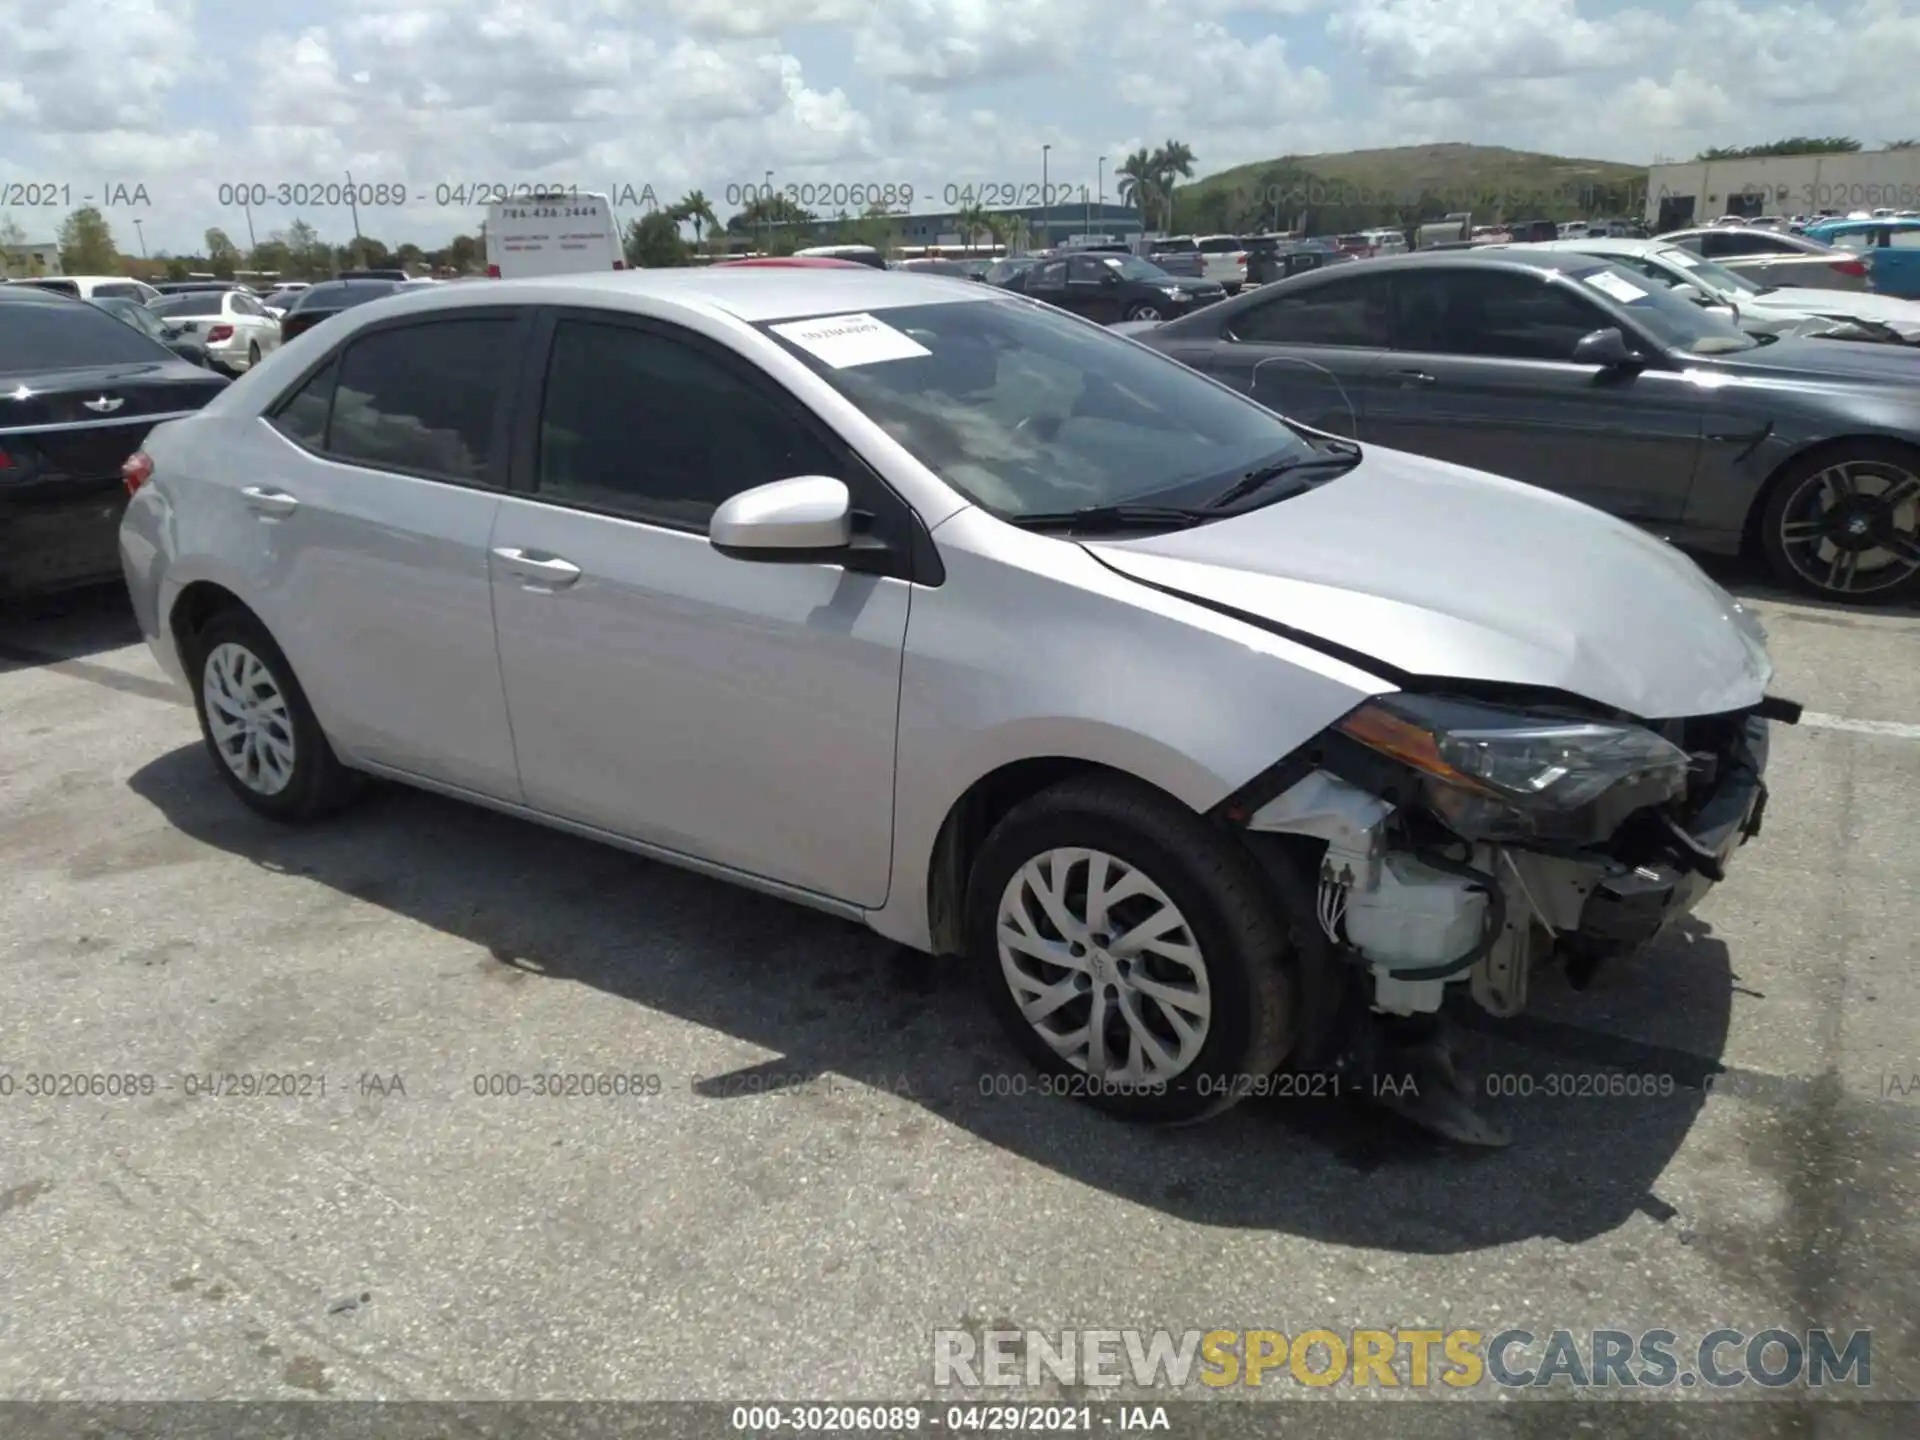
[1215,687,1799,1141]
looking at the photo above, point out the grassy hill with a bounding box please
[1170,143,1648,233]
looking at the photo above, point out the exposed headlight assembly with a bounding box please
[1336,694,1690,845]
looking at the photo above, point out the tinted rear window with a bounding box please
[291,282,399,311]
[0,295,175,370]
[16,279,81,298]
[152,293,225,316]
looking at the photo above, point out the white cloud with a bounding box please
[3,0,1918,255]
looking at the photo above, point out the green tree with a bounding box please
[395,242,425,274]
[625,211,689,267]
[59,206,117,271]
[284,219,329,280]
[248,237,292,278]
[674,190,720,252]
[164,258,190,281]
[1695,136,1862,160]
[953,204,991,251]
[1886,138,1920,150]
[1115,149,1158,234]
[446,233,480,273]
[0,212,25,249]
[1149,139,1196,230]
[205,227,242,278]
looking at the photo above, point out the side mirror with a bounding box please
[1102,269,1121,286]
[1571,326,1643,369]
[709,475,853,562]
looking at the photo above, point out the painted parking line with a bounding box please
[1798,712,1920,741]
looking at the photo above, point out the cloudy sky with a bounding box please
[3,0,1918,255]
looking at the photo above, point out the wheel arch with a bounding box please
[923,757,1196,958]
[1742,432,1920,557]
[168,578,254,665]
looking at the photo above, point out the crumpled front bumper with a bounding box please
[1561,715,1770,957]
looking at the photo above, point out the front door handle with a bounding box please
[492,547,582,589]
[1391,370,1438,386]
[241,485,299,516]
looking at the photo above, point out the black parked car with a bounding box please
[0,286,227,596]
[984,257,1042,289]
[278,278,408,342]
[1018,252,1226,323]
[1131,248,1920,602]
[1245,236,1349,286]
[88,296,214,369]
[894,258,988,281]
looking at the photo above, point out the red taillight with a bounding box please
[206,323,234,342]
[612,259,626,270]
[123,450,153,495]
[486,263,501,278]
[0,446,12,470]
[1832,258,1868,276]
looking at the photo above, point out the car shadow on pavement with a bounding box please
[0,582,146,669]
[130,745,1746,1254]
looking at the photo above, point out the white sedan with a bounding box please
[1523,237,1920,346]
[148,289,284,374]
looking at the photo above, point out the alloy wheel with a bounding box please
[996,847,1210,1084]
[1777,460,1920,596]
[1129,305,1162,322]
[202,642,297,795]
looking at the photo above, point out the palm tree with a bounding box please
[676,190,719,252]
[1115,148,1158,234]
[1150,140,1196,231]
[955,203,990,252]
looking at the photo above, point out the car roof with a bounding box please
[1531,236,1664,256]
[1306,248,1601,278]
[0,282,81,304]
[293,267,998,327]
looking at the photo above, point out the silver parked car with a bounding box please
[1527,236,1920,345]
[120,270,1790,1140]
[1658,226,1871,293]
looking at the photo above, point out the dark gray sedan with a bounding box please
[1126,249,1920,603]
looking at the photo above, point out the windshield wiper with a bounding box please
[1005,503,1213,533]
[1202,443,1362,510]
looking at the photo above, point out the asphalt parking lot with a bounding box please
[1,563,1915,1430]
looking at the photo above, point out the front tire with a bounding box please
[1759,441,1920,603]
[186,607,358,822]
[1122,302,1163,322]
[966,775,1293,1124]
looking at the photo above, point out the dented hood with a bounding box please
[1086,446,1773,720]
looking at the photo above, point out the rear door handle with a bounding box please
[491,547,582,589]
[241,486,299,516]
[1392,370,1438,386]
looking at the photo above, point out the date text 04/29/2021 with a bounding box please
[211,182,661,211]
[726,1404,1171,1432]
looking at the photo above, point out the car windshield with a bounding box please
[1103,256,1171,281]
[1565,263,1758,354]
[1657,248,1765,294]
[757,297,1318,518]
[0,296,175,371]
[91,297,164,336]
[151,293,224,316]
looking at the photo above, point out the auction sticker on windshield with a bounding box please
[770,313,931,368]
[1584,270,1650,303]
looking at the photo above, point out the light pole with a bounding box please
[1040,144,1050,249]
[133,219,147,258]
[1097,155,1105,236]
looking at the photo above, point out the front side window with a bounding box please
[758,295,1319,518]
[1392,269,1610,360]
[1230,275,1393,346]
[324,319,513,483]
[536,319,843,529]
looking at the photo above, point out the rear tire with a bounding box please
[1759,440,1920,604]
[246,341,261,368]
[185,607,359,823]
[965,775,1293,1124]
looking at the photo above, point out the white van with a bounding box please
[484,193,625,279]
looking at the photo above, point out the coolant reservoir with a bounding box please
[1343,854,1487,970]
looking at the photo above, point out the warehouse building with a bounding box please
[1644,147,1920,230]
